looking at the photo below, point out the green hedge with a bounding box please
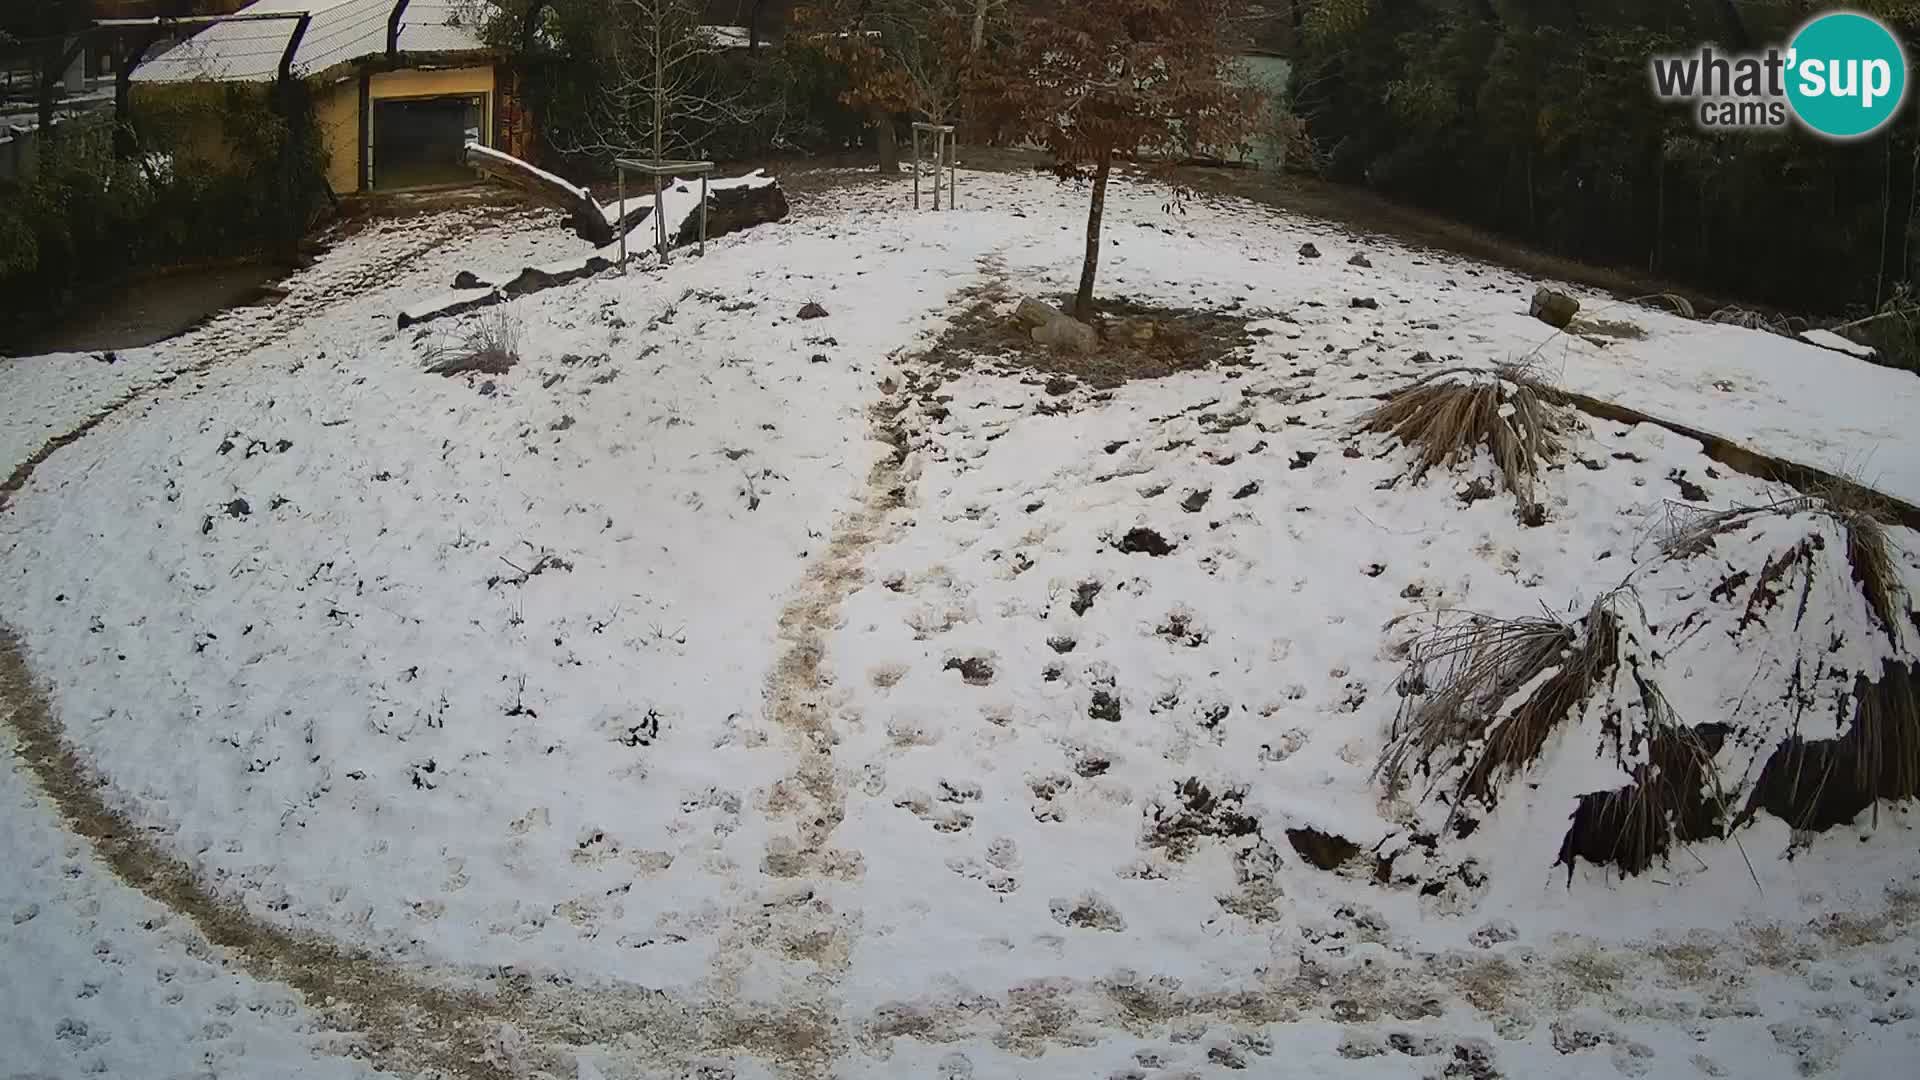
[0,81,330,345]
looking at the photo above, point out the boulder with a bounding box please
[452,270,485,289]
[798,301,829,320]
[1299,242,1322,259]
[1530,287,1580,329]
[1033,314,1098,354]
[1016,297,1062,328]
[1348,252,1373,268]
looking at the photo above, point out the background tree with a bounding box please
[1288,0,1920,332]
[575,0,765,162]
[986,0,1261,319]
[479,0,788,169]
[793,0,997,173]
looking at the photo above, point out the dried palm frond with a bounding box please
[1636,292,1696,319]
[1745,661,1920,831]
[1356,365,1573,506]
[1379,593,1627,813]
[1655,490,1906,644]
[1814,483,1905,645]
[1708,305,1792,334]
[1558,716,1731,879]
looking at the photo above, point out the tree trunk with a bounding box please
[972,0,989,52]
[874,109,899,174]
[465,143,614,245]
[1074,149,1113,320]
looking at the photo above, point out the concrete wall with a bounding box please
[370,65,494,106]
[314,75,359,194]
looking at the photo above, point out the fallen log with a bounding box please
[398,255,615,328]
[464,143,614,246]
[675,180,790,246]
[396,172,789,329]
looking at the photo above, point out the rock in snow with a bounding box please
[1530,286,1580,328]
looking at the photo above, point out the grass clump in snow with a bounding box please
[1380,591,1739,878]
[424,310,521,376]
[1745,661,1920,831]
[1379,594,1620,811]
[1357,364,1572,513]
[1656,490,1907,645]
[1661,493,1920,832]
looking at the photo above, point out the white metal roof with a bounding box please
[132,0,489,84]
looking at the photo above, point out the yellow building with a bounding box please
[132,0,524,193]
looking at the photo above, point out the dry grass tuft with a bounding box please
[425,310,521,376]
[1556,710,1731,879]
[1707,305,1799,335]
[1357,365,1572,507]
[1382,592,1743,876]
[1657,490,1907,644]
[1378,593,1621,812]
[1746,662,1920,831]
[1823,487,1906,645]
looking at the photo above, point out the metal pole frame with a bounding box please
[653,172,666,260]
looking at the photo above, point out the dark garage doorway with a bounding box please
[372,95,485,190]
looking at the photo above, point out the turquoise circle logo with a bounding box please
[1786,11,1908,139]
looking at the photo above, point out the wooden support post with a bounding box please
[699,173,709,255]
[653,172,665,260]
[617,167,626,270]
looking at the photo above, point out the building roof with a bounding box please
[132,0,489,84]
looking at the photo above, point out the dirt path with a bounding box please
[0,270,942,1078]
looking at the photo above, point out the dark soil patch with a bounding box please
[1286,826,1363,871]
[1146,778,1261,860]
[929,294,1261,390]
[1668,469,1709,502]
[1181,489,1212,513]
[1047,635,1077,654]
[1070,580,1102,616]
[1155,612,1208,647]
[7,260,285,356]
[1089,689,1122,723]
[943,655,996,686]
[1457,477,1497,505]
[1116,527,1177,556]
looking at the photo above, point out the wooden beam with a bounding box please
[387,0,412,59]
[279,13,312,83]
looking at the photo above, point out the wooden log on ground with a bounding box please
[463,144,613,246]
[672,181,791,246]
[396,176,789,329]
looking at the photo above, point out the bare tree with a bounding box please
[984,0,1261,319]
[557,0,764,164]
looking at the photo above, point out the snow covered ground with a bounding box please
[2,168,1918,1079]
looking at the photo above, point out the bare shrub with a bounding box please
[424,311,521,376]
